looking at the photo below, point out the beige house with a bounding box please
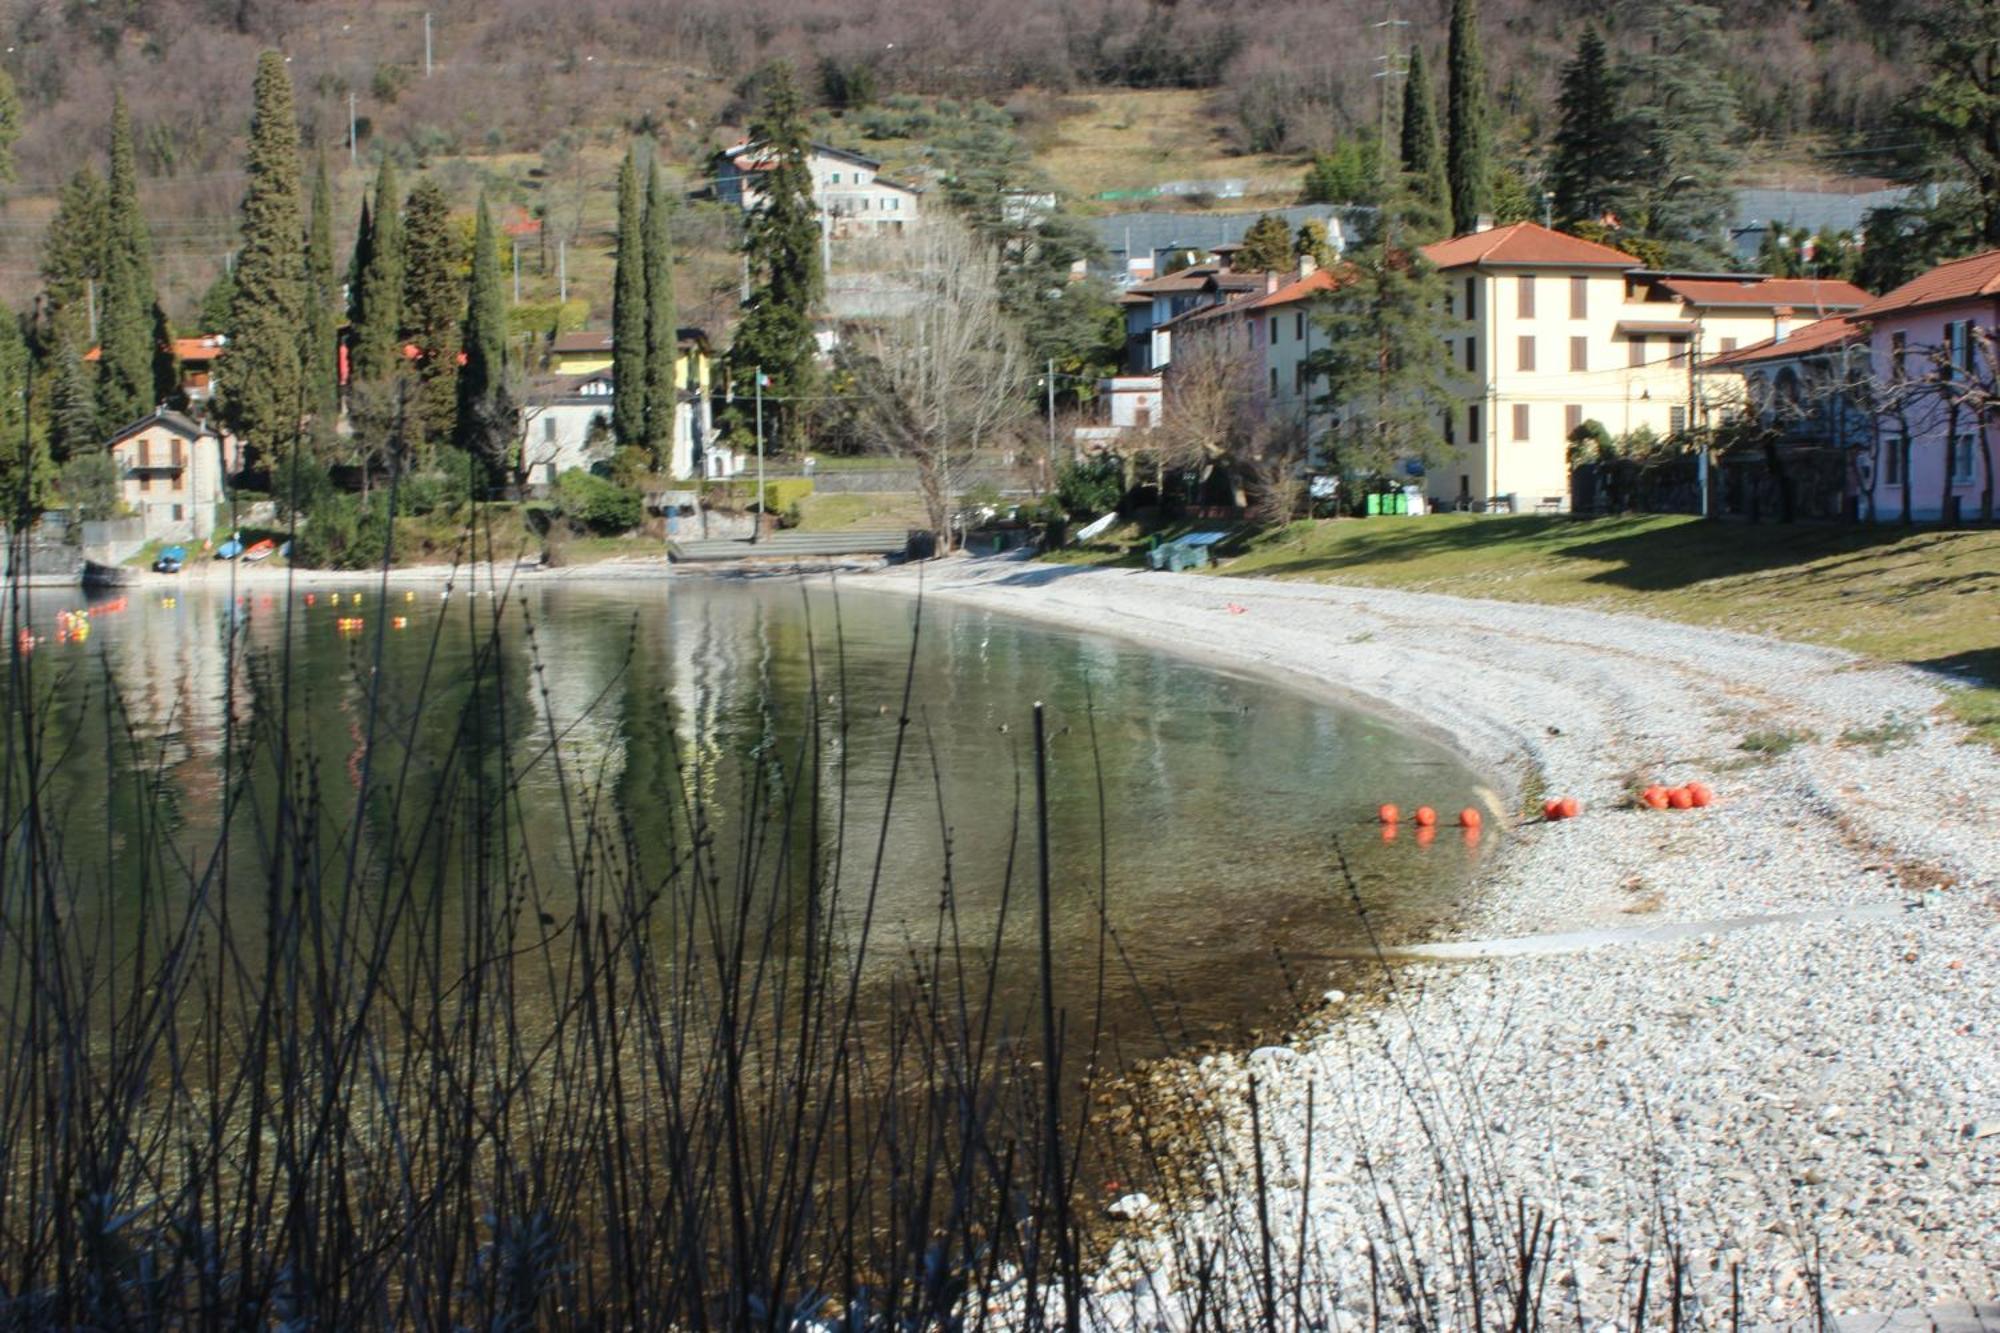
[714,141,922,238]
[1420,221,1869,510]
[105,409,235,543]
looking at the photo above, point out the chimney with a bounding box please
[1298,251,1317,278]
[1474,214,1496,233]
[1266,271,1281,294]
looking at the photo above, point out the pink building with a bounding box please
[1848,250,2000,522]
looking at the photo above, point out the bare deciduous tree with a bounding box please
[849,219,1026,551]
[1153,325,1262,507]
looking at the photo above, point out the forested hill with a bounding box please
[0,0,1934,318]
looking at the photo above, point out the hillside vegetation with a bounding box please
[0,0,1936,323]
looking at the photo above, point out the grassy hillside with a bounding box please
[1060,515,2000,742]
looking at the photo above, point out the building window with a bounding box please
[1891,330,1907,382]
[1569,336,1587,372]
[1295,312,1305,341]
[544,418,557,442]
[1136,405,1151,428]
[1464,337,1476,372]
[1884,442,1903,486]
[1512,404,1531,440]
[138,438,151,467]
[1444,409,1455,445]
[172,504,184,521]
[1570,276,1588,319]
[831,172,842,184]
[1469,404,1481,443]
[1517,274,1536,318]
[1565,404,1583,435]
[1720,337,1738,354]
[1270,366,1278,395]
[1518,336,1536,372]
[1270,316,1280,344]
[1670,405,1688,435]
[1465,277,1476,319]
[1950,320,1974,376]
[1629,334,1647,368]
[1295,361,1309,393]
[1953,433,1977,484]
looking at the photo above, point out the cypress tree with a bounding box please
[199,266,236,335]
[150,302,178,405]
[642,155,677,468]
[305,147,338,416]
[98,92,156,431]
[400,176,461,455]
[1446,0,1491,235]
[218,51,308,465]
[0,312,47,518]
[611,147,646,447]
[730,63,822,448]
[351,160,404,386]
[346,195,373,326]
[455,193,514,484]
[1400,46,1451,230]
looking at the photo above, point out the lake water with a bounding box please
[9,574,1492,1054]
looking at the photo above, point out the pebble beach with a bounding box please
[855,553,1999,1329]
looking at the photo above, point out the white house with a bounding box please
[104,409,236,543]
[1074,376,1164,451]
[521,374,616,487]
[714,141,922,238]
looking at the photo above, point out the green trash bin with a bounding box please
[1366,494,1381,516]
[1390,493,1405,515]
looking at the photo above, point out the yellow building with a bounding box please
[1419,222,1869,511]
[545,329,715,478]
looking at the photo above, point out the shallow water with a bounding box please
[8,574,1493,1053]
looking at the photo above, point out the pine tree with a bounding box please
[455,194,514,484]
[351,160,404,386]
[199,266,237,334]
[1309,187,1458,480]
[218,51,308,466]
[1548,29,1629,229]
[1399,46,1450,230]
[642,155,678,468]
[1618,3,1741,267]
[40,168,107,329]
[1446,0,1491,235]
[48,318,100,462]
[98,93,157,431]
[611,147,647,447]
[731,63,822,448]
[400,176,461,455]
[1235,214,1295,273]
[305,148,339,417]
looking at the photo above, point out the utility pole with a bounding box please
[423,12,433,77]
[753,366,766,544]
[558,239,567,302]
[1372,17,1410,177]
[348,92,358,169]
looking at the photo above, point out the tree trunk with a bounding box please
[1981,415,1994,524]
[1941,397,1960,525]
[1899,428,1912,525]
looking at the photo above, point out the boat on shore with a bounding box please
[81,560,141,589]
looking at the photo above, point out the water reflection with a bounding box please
[9,576,1490,1051]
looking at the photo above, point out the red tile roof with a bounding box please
[1703,314,1864,369]
[1657,277,1870,311]
[1420,221,1641,270]
[1852,248,2000,319]
[1242,265,1343,309]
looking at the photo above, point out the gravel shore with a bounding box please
[854,553,1999,1328]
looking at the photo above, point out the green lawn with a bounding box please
[1059,514,2000,742]
[791,493,928,533]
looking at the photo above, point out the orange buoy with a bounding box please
[1413,805,1437,828]
[1667,787,1693,810]
[1543,798,1563,820]
[1457,807,1482,830]
[1377,803,1401,824]
[305,593,315,606]
[1642,785,1670,810]
[1558,796,1580,819]
[1686,782,1714,807]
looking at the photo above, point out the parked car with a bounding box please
[215,537,244,560]
[153,545,186,574]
